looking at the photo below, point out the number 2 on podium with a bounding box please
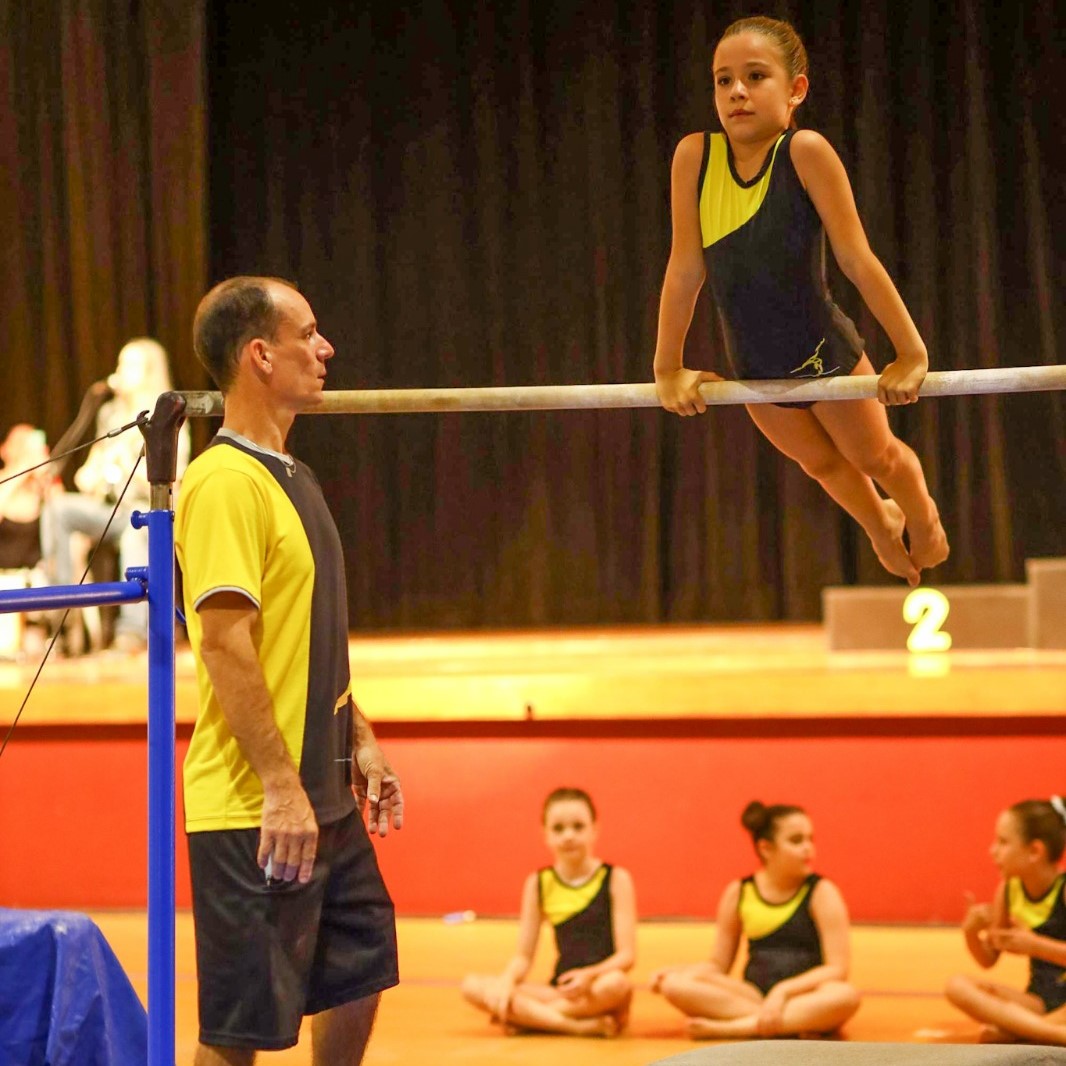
[903,588,952,653]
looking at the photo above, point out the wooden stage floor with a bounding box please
[93,911,1029,1065]
[4,623,1066,726]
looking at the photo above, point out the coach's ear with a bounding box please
[245,337,273,380]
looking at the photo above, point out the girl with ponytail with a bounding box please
[946,797,1066,1044]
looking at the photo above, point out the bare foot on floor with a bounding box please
[584,1014,621,1038]
[686,1017,735,1040]
[978,1024,1019,1044]
[870,499,920,586]
[908,506,950,571]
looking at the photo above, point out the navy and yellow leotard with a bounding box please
[1006,874,1066,1011]
[739,873,824,994]
[698,129,864,402]
[538,864,615,985]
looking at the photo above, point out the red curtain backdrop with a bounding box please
[0,0,208,459]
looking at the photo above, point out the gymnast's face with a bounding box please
[990,811,1036,876]
[543,799,597,862]
[712,32,806,146]
[262,284,335,409]
[759,812,815,875]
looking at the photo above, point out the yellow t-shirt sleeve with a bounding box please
[179,466,267,610]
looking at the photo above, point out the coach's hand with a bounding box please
[353,711,405,838]
[258,778,319,884]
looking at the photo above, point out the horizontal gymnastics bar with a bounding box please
[177,364,1066,417]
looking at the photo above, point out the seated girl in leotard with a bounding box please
[651,800,860,1039]
[460,787,636,1036]
[946,796,1066,1045]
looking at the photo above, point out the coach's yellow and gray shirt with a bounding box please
[175,430,355,832]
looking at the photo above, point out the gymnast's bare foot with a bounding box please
[869,499,919,586]
[570,1014,621,1038]
[908,504,950,572]
[978,1024,1019,1044]
[686,1017,738,1040]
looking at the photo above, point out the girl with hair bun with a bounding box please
[651,800,860,1039]
[460,787,636,1036]
[946,796,1066,1045]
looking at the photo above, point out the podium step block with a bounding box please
[822,584,1030,652]
[1027,557,1066,650]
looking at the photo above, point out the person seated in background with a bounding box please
[0,423,53,570]
[0,424,55,656]
[460,786,636,1037]
[946,797,1066,1046]
[651,800,861,1039]
[39,337,189,654]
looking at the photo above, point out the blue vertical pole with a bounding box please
[136,390,185,1066]
[135,501,176,1066]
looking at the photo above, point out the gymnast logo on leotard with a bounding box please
[790,337,838,378]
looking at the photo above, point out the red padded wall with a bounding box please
[1,720,1062,923]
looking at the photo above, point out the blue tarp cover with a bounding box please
[0,909,147,1066]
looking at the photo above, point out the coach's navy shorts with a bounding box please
[188,809,398,1050]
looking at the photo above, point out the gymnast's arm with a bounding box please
[962,882,1003,968]
[703,878,745,976]
[650,879,741,991]
[654,133,721,417]
[790,130,928,407]
[989,911,1066,968]
[995,929,1066,968]
[197,590,319,884]
[483,872,542,1019]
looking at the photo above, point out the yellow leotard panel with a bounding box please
[1008,875,1066,930]
[539,866,609,927]
[739,877,813,942]
[699,132,786,249]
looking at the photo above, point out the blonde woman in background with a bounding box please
[40,338,189,653]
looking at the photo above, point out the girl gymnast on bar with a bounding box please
[460,787,636,1036]
[946,797,1066,1045]
[653,15,948,587]
[651,800,860,1039]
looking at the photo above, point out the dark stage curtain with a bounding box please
[0,0,208,461]
[214,1,1059,626]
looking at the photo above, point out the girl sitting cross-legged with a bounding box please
[651,800,860,1039]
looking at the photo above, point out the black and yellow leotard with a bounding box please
[739,873,824,994]
[698,129,864,397]
[1006,874,1066,1011]
[538,864,614,985]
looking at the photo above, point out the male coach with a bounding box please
[176,276,402,1065]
